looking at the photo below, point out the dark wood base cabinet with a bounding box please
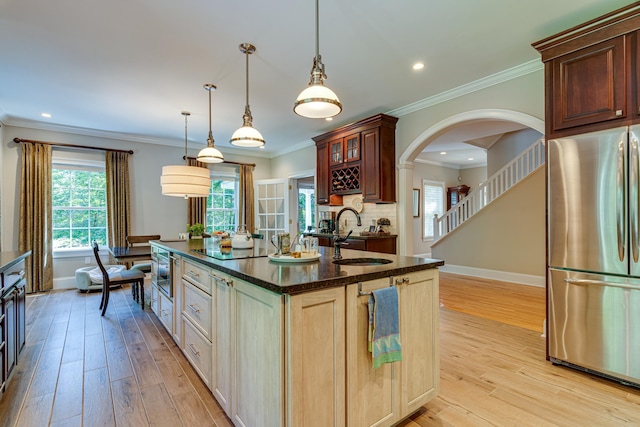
[0,253,29,395]
[316,235,397,254]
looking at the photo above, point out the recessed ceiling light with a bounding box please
[413,62,425,70]
[41,113,52,118]
[440,151,447,155]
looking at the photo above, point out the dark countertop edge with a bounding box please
[153,240,443,295]
[178,250,443,295]
[305,233,397,240]
[0,250,32,273]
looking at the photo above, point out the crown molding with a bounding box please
[414,157,486,170]
[387,59,543,118]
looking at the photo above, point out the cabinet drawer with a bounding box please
[182,315,212,388]
[183,259,211,294]
[182,280,212,339]
[158,291,173,333]
[1,259,25,290]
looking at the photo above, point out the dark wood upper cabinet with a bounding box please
[313,114,398,204]
[329,134,360,166]
[550,36,627,131]
[316,141,330,205]
[533,3,640,138]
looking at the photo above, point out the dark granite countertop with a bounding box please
[0,250,31,273]
[305,232,397,240]
[152,239,442,295]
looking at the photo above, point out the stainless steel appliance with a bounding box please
[548,126,640,387]
[151,245,172,299]
[318,211,335,233]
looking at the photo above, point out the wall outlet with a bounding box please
[84,257,91,264]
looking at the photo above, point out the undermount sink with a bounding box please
[332,258,393,266]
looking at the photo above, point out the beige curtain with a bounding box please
[106,152,131,248]
[187,158,207,228]
[19,143,53,293]
[239,164,255,233]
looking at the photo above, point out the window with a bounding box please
[52,165,107,249]
[206,174,238,233]
[423,179,445,240]
[298,189,316,232]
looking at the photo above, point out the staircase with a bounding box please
[433,138,545,242]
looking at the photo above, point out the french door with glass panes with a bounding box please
[255,178,289,247]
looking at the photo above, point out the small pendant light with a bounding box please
[197,83,224,163]
[294,0,342,119]
[161,112,211,198]
[230,43,265,147]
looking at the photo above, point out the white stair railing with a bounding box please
[433,138,545,242]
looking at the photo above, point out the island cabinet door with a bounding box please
[287,287,346,427]
[395,269,439,414]
[346,278,400,427]
[212,271,233,416]
[231,279,284,427]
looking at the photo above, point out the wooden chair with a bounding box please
[126,234,160,303]
[92,241,145,316]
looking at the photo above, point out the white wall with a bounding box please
[487,128,543,176]
[0,122,3,252]
[431,168,545,282]
[459,167,486,189]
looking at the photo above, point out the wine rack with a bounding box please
[331,166,360,193]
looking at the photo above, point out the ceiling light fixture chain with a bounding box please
[183,111,190,164]
[230,43,265,147]
[293,0,342,119]
[160,111,211,198]
[197,83,224,163]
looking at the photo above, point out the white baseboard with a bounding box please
[437,264,545,288]
[53,276,77,290]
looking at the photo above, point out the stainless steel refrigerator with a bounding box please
[548,126,640,387]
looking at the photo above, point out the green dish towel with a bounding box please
[368,286,402,369]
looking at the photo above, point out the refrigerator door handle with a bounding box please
[564,278,640,291]
[632,137,640,263]
[617,140,627,262]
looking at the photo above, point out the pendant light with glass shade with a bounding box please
[161,112,211,198]
[293,0,342,119]
[197,83,224,163]
[230,43,265,147]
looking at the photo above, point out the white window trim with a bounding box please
[52,155,107,255]
[422,179,445,242]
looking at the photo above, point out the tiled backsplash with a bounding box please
[318,194,397,234]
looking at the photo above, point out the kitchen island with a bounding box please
[150,238,442,427]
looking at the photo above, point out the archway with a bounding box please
[396,109,544,256]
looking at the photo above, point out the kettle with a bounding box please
[231,225,254,249]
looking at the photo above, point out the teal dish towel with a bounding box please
[368,286,402,369]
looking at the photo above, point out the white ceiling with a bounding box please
[0,0,633,164]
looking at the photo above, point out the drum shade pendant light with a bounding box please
[230,43,265,147]
[197,84,224,163]
[161,112,211,198]
[293,0,342,119]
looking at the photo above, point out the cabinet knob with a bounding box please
[616,109,623,117]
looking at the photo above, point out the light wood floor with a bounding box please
[438,272,547,333]
[1,274,639,426]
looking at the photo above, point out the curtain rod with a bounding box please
[185,155,255,168]
[13,138,134,155]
